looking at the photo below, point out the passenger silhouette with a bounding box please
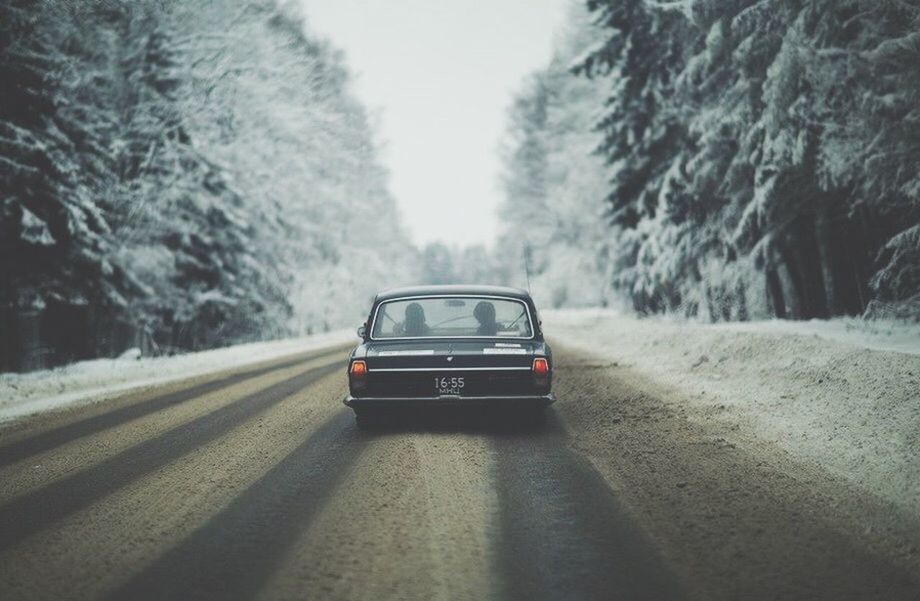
[403,302,430,336]
[473,301,498,336]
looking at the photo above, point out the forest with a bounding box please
[2,0,919,372]
[1,0,413,371]
[496,0,920,321]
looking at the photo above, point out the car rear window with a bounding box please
[371,297,533,339]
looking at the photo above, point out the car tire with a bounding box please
[354,409,381,431]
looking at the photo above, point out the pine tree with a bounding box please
[571,0,920,320]
[497,2,614,308]
[174,0,414,335]
[0,1,118,320]
[2,0,415,369]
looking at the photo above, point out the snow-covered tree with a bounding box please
[497,1,616,309]
[565,0,920,320]
[1,0,416,370]
[172,0,414,335]
[0,1,118,323]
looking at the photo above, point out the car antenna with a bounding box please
[523,243,534,297]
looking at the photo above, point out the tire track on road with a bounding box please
[0,354,349,502]
[0,368,348,601]
[493,413,685,601]
[552,345,920,600]
[0,358,343,553]
[258,427,498,601]
[0,344,351,469]
[104,410,364,601]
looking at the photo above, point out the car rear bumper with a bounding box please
[344,393,555,410]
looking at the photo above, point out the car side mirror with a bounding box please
[357,324,366,339]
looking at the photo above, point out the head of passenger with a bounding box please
[404,302,429,336]
[473,301,497,335]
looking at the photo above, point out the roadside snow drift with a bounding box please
[545,309,920,518]
[0,331,354,423]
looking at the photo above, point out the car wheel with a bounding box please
[354,409,381,431]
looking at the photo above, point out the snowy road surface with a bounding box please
[1,331,919,600]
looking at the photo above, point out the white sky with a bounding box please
[303,0,569,247]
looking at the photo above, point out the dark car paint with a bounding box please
[344,286,553,410]
[372,284,536,303]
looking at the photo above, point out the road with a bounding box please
[0,342,917,600]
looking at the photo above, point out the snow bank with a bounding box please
[0,331,355,423]
[711,317,920,356]
[545,309,920,516]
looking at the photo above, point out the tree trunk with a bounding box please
[787,214,830,319]
[779,243,807,319]
[706,286,718,322]
[815,201,839,316]
[736,281,749,321]
[766,266,787,318]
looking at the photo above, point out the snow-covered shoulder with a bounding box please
[544,309,920,517]
[0,331,354,424]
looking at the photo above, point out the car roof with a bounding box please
[375,284,533,303]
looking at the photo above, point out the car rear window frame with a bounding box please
[369,295,536,341]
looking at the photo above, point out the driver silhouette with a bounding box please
[473,301,498,336]
[403,302,430,336]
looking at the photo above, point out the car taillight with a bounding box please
[349,360,367,391]
[532,358,549,376]
[350,360,367,376]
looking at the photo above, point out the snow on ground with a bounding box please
[544,308,920,517]
[712,317,920,356]
[0,330,355,423]
[5,307,918,517]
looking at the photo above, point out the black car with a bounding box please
[344,285,554,428]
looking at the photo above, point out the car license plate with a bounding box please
[434,376,465,395]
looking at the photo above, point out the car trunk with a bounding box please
[359,340,541,398]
